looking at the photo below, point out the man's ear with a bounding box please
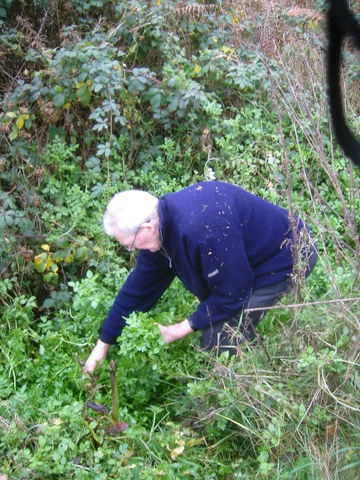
[140,219,156,232]
[141,216,160,233]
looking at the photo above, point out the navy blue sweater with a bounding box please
[100,181,311,344]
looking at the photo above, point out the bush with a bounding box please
[0,1,359,478]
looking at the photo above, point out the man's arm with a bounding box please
[100,250,175,344]
[84,250,175,373]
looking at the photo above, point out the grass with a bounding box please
[0,0,359,478]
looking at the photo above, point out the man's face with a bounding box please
[114,223,161,253]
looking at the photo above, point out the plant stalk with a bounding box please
[109,360,119,423]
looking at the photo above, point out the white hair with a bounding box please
[103,190,159,236]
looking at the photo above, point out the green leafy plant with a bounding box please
[0,1,359,479]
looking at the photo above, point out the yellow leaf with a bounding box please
[34,254,45,265]
[41,244,50,252]
[221,46,234,56]
[170,446,184,460]
[232,16,240,23]
[213,37,218,43]
[64,103,71,110]
[16,117,24,129]
[34,253,48,272]
[51,263,59,273]
[193,64,201,75]
[75,82,83,89]
[45,256,54,270]
[6,112,16,119]
[157,0,161,5]
[64,254,74,263]
[186,437,205,447]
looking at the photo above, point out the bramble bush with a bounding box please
[1,0,359,479]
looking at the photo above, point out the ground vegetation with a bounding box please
[0,1,359,478]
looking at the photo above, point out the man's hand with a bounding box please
[84,339,110,374]
[157,319,194,344]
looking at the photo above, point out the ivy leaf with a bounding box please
[76,85,91,105]
[9,127,19,141]
[128,78,146,93]
[150,92,162,109]
[5,212,14,226]
[168,96,179,112]
[53,93,66,108]
[93,83,103,93]
[167,77,176,88]
[81,90,91,105]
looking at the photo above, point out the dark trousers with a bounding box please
[201,243,318,355]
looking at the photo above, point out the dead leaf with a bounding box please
[105,421,129,434]
[170,445,184,460]
[325,423,338,443]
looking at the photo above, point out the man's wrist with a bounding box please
[173,319,194,340]
[187,317,198,332]
[95,339,110,352]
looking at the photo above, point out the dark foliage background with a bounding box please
[0,1,359,479]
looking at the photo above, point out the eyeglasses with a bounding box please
[125,228,140,252]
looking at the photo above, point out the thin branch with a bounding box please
[245,296,360,314]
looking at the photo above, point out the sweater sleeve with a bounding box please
[100,251,175,344]
[188,235,255,330]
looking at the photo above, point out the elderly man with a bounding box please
[84,181,317,373]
